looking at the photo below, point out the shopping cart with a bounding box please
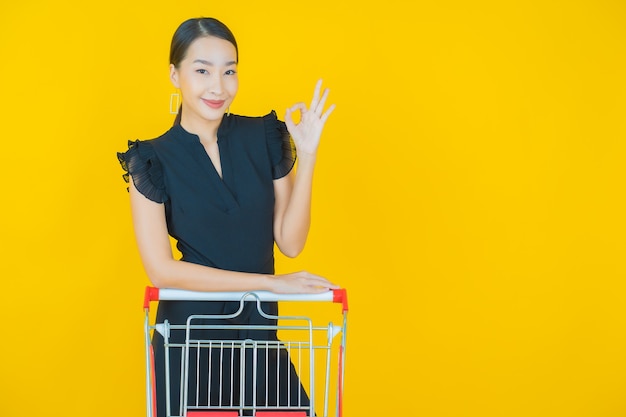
[143,287,348,417]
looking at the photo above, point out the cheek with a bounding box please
[179,74,201,94]
[178,78,193,96]
[227,78,239,96]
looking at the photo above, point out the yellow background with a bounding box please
[1,0,625,416]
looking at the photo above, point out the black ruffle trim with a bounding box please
[264,110,296,179]
[117,140,168,203]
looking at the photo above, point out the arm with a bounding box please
[129,179,336,293]
[272,156,315,257]
[273,80,335,257]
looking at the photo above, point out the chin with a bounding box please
[201,109,227,121]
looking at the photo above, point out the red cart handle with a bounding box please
[143,286,160,310]
[144,286,348,312]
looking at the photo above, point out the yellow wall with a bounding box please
[1,1,626,416]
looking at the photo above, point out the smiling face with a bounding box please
[170,35,239,131]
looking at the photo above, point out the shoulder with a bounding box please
[143,126,181,149]
[223,111,285,136]
[221,112,294,179]
[116,127,177,204]
[119,126,178,154]
[232,111,295,179]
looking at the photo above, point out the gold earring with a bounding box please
[227,106,231,116]
[169,92,180,114]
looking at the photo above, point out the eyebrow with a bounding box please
[193,59,237,66]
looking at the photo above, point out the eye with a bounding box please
[225,69,237,75]
[196,69,208,75]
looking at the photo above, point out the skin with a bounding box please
[129,35,338,294]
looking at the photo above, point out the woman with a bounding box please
[118,17,337,416]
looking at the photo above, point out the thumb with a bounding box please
[284,107,295,131]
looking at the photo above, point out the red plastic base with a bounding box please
[187,413,305,416]
[187,413,238,416]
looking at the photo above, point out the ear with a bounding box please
[169,64,180,89]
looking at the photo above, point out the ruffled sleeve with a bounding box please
[117,140,168,203]
[264,110,296,179]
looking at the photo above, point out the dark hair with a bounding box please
[170,18,238,125]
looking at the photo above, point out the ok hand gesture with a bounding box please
[285,79,336,159]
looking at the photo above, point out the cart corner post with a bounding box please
[144,286,160,311]
[332,288,349,313]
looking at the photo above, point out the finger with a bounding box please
[311,281,339,290]
[314,88,330,115]
[284,108,295,131]
[287,102,307,115]
[299,271,334,283]
[320,103,336,123]
[285,103,307,128]
[310,283,340,292]
[306,275,339,289]
[298,271,327,283]
[309,286,333,294]
[309,79,323,110]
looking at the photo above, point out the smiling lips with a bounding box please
[202,99,225,109]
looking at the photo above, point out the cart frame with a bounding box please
[143,287,348,417]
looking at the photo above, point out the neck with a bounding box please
[180,113,223,143]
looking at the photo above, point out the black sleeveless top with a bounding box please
[118,110,295,273]
[118,109,298,329]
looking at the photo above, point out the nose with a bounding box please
[209,73,224,96]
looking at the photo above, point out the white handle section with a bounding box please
[158,288,335,302]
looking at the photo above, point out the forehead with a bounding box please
[185,36,238,64]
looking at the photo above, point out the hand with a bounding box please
[284,79,336,159]
[269,271,339,294]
